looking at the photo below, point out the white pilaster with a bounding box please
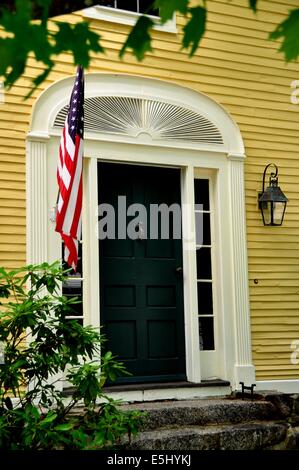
[83,157,100,328]
[228,153,255,388]
[26,133,64,391]
[26,133,49,265]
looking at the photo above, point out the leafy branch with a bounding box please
[0,262,144,449]
[0,0,298,94]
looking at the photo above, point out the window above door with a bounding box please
[83,1,177,33]
[98,1,159,16]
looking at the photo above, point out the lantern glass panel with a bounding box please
[261,202,271,225]
[273,202,285,225]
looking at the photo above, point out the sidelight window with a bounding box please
[62,242,84,326]
[194,178,215,351]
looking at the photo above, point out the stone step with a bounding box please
[125,421,288,450]
[122,398,278,430]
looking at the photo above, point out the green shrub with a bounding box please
[0,262,143,449]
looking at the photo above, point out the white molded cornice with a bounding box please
[227,152,246,161]
[27,131,50,142]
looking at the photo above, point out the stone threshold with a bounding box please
[103,379,230,393]
[63,379,231,402]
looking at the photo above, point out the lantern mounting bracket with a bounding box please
[258,163,278,209]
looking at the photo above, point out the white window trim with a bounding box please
[83,5,177,33]
[27,73,255,391]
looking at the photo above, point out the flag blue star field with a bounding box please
[55,66,84,270]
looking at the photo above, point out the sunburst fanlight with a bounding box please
[54,96,223,145]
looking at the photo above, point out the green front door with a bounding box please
[98,162,186,383]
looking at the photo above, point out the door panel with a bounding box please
[98,163,186,383]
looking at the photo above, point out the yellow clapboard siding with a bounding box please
[250,307,299,314]
[0,174,25,184]
[0,215,26,224]
[252,338,298,345]
[0,207,26,217]
[1,1,299,381]
[0,262,26,271]
[250,286,299,296]
[249,266,299,274]
[0,154,26,163]
[0,189,25,200]
[0,181,25,190]
[0,164,25,174]
[250,280,299,287]
[0,235,26,244]
[250,309,299,316]
[253,364,298,371]
[253,353,298,361]
[247,231,299,241]
[248,241,299,250]
[256,372,299,379]
[0,243,26,252]
[227,0,299,11]
[252,327,299,334]
[253,333,299,340]
[0,199,25,210]
[243,133,299,145]
[0,225,26,234]
[0,252,26,261]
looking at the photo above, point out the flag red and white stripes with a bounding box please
[55,66,84,270]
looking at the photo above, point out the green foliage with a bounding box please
[269,9,299,62]
[0,0,103,95]
[154,0,188,23]
[121,0,206,61]
[0,0,298,93]
[248,0,258,13]
[120,16,154,61]
[0,262,144,449]
[53,22,103,67]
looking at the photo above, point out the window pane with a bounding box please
[203,213,211,245]
[196,212,210,246]
[117,0,137,11]
[62,290,83,317]
[62,244,83,318]
[97,0,159,16]
[198,317,214,350]
[194,179,210,210]
[98,0,115,7]
[197,282,213,315]
[140,0,159,15]
[196,247,212,279]
[62,278,82,296]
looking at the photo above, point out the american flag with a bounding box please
[55,66,84,271]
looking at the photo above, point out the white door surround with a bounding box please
[27,73,255,390]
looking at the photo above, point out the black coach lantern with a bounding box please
[258,163,288,226]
